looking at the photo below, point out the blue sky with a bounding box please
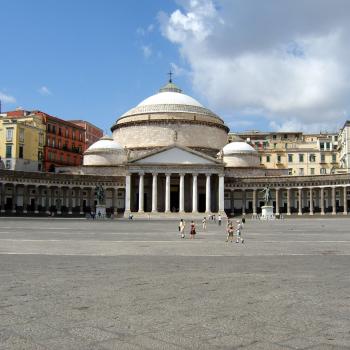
[1,0,350,134]
[0,0,191,133]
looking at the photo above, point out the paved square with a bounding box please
[0,217,350,350]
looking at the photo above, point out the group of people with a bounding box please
[178,216,245,243]
[226,218,244,243]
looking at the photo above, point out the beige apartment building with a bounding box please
[229,131,339,176]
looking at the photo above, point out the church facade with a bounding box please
[1,79,350,217]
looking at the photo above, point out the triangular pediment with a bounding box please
[131,145,219,165]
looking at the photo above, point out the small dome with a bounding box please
[222,142,256,155]
[86,135,123,152]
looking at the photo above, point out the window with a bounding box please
[321,154,325,162]
[272,134,277,139]
[332,154,337,163]
[6,128,13,142]
[72,131,76,140]
[39,133,44,147]
[310,168,315,175]
[6,145,12,158]
[52,138,56,148]
[65,129,69,138]
[273,143,277,149]
[320,168,327,174]
[58,128,62,136]
[299,154,304,162]
[58,139,61,149]
[47,137,50,147]
[298,168,304,176]
[52,125,56,134]
[266,155,270,162]
[288,168,293,175]
[19,145,23,159]
[38,151,43,160]
[284,134,288,139]
[309,154,316,162]
[5,160,11,169]
[334,136,338,141]
[320,142,324,150]
[277,155,281,163]
[19,128,24,142]
[326,142,330,150]
[259,156,262,163]
[79,133,82,141]
[288,154,293,162]
[285,143,288,149]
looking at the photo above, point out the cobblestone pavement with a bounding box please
[0,217,350,350]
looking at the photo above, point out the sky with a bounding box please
[1,0,350,134]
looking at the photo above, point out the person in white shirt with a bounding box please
[235,220,244,243]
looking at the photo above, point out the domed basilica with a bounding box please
[77,78,272,218]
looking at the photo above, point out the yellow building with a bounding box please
[0,113,45,171]
[229,131,339,176]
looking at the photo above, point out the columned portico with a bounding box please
[125,174,131,213]
[218,175,225,213]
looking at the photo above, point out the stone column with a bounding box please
[152,173,158,212]
[309,187,314,215]
[205,174,211,213]
[80,188,84,214]
[179,173,185,213]
[23,185,28,213]
[12,184,17,213]
[218,175,225,213]
[34,186,39,213]
[252,189,257,216]
[298,188,302,215]
[125,174,131,213]
[138,173,144,213]
[90,188,95,212]
[287,188,291,215]
[192,173,198,213]
[45,187,50,214]
[57,187,62,214]
[113,188,118,214]
[230,189,234,216]
[165,173,171,213]
[332,186,336,215]
[241,190,246,215]
[275,188,280,215]
[68,188,73,214]
[320,188,325,215]
[51,187,55,213]
[343,186,348,215]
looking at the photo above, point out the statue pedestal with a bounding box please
[261,206,275,220]
[95,205,106,218]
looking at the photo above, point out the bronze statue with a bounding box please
[261,186,271,206]
[95,184,105,205]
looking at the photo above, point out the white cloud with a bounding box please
[38,86,52,96]
[0,92,16,104]
[159,0,350,132]
[137,24,155,36]
[141,45,152,58]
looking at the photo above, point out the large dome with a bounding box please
[111,79,229,157]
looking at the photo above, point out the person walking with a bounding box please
[179,219,186,238]
[190,220,196,239]
[235,220,244,243]
[218,214,222,226]
[202,217,207,231]
[226,222,234,242]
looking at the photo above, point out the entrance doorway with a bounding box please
[170,185,179,212]
[198,193,205,212]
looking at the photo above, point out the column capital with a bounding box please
[151,172,158,176]
[138,171,145,176]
